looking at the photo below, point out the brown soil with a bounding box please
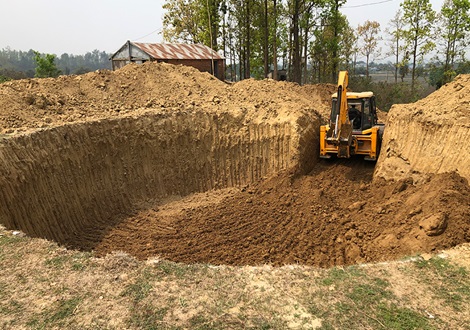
[0,63,468,267]
[0,63,325,133]
[91,160,469,267]
[375,74,470,182]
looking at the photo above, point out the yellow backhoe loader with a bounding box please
[319,71,384,161]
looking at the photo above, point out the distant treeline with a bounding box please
[0,48,112,80]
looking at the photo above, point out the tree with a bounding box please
[163,0,201,43]
[290,0,302,83]
[330,0,346,82]
[273,0,279,80]
[438,0,470,83]
[357,20,381,78]
[33,51,61,78]
[340,23,357,73]
[400,0,436,92]
[309,1,348,83]
[386,10,406,83]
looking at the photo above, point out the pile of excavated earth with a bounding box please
[0,62,468,267]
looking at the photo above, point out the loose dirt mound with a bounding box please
[0,63,468,267]
[91,160,470,266]
[375,74,470,182]
[0,62,326,134]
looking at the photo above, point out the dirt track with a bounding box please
[0,63,468,267]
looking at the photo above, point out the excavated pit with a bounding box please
[0,63,469,267]
[0,110,317,247]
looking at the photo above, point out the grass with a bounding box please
[0,226,469,330]
[377,303,434,330]
[414,256,470,312]
[128,303,169,330]
[304,264,439,329]
[122,276,153,302]
[27,297,82,329]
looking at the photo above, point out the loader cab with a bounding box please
[331,92,377,132]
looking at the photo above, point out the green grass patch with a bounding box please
[28,296,82,329]
[0,234,23,246]
[44,255,70,269]
[70,252,93,271]
[0,299,24,316]
[320,266,364,286]
[414,257,470,311]
[122,280,152,302]
[122,277,153,302]
[377,303,433,330]
[128,303,170,330]
[346,278,392,306]
[189,314,221,330]
[157,260,192,278]
[46,297,81,323]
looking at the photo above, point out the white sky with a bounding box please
[1,0,446,58]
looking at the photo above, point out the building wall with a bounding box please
[111,42,226,80]
[164,59,225,80]
[111,42,152,70]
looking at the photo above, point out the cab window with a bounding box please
[362,99,373,130]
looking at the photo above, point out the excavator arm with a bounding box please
[327,71,354,158]
[336,71,349,134]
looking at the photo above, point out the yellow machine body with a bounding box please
[319,72,384,161]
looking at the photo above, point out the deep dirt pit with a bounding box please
[0,63,469,267]
[89,159,470,267]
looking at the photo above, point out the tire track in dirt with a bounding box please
[92,158,469,267]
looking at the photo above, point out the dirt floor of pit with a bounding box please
[66,158,470,267]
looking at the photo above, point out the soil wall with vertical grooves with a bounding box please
[0,108,319,245]
[375,74,470,183]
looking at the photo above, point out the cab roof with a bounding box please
[331,91,374,99]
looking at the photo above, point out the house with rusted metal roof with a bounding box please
[110,41,225,80]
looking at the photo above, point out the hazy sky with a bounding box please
[1,0,446,57]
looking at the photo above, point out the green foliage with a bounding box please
[163,0,352,83]
[357,20,382,77]
[348,75,431,110]
[428,64,446,88]
[310,6,349,83]
[163,0,205,44]
[400,0,436,90]
[0,48,111,80]
[33,51,62,78]
[428,59,470,88]
[0,74,11,83]
[437,0,470,84]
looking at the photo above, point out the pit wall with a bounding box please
[374,111,470,183]
[0,110,319,244]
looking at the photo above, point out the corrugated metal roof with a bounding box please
[133,42,224,60]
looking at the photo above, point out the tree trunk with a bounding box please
[273,0,278,80]
[366,54,370,78]
[411,34,418,93]
[394,37,399,83]
[332,0,340,83]
[303,24,309,85]
[292,0,301,84]
[263,0,269,78]
[245,0,251,79]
